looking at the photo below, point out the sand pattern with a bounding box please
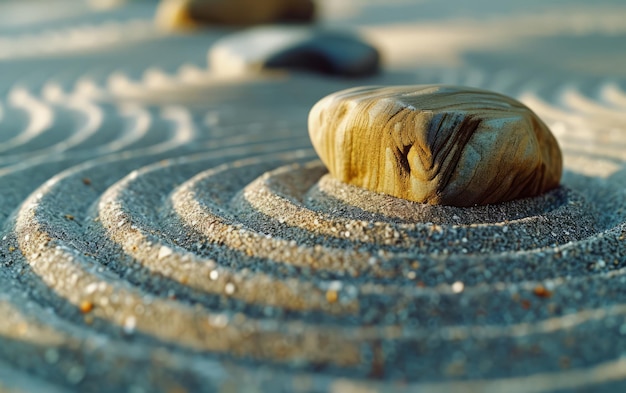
[1,1,626,392]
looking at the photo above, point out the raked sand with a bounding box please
[1,1,626,392]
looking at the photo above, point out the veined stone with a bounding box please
[308,85,562,206]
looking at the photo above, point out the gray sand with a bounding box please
[1,1,626,392]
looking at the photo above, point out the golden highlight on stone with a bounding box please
[308,85,562,207]
[156,0,315,30]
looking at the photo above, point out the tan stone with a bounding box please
[308,85,562,207]
[155,0,315,30]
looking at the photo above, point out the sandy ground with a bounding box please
[1,0,626,392]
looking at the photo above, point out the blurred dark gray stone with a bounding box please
[209,26,380,77]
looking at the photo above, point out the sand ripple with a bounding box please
[2,3,626,392]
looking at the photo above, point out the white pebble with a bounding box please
[124,316,137,334]
[157,245,173,259]
[451,281,464,293]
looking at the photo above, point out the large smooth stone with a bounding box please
[156,0,315,29]
[308,85,562,207]
[209,26,380,77]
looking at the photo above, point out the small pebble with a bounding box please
[79,301,94,313]
[452,281,464,293]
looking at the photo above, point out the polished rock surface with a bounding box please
[309,85,562,206]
